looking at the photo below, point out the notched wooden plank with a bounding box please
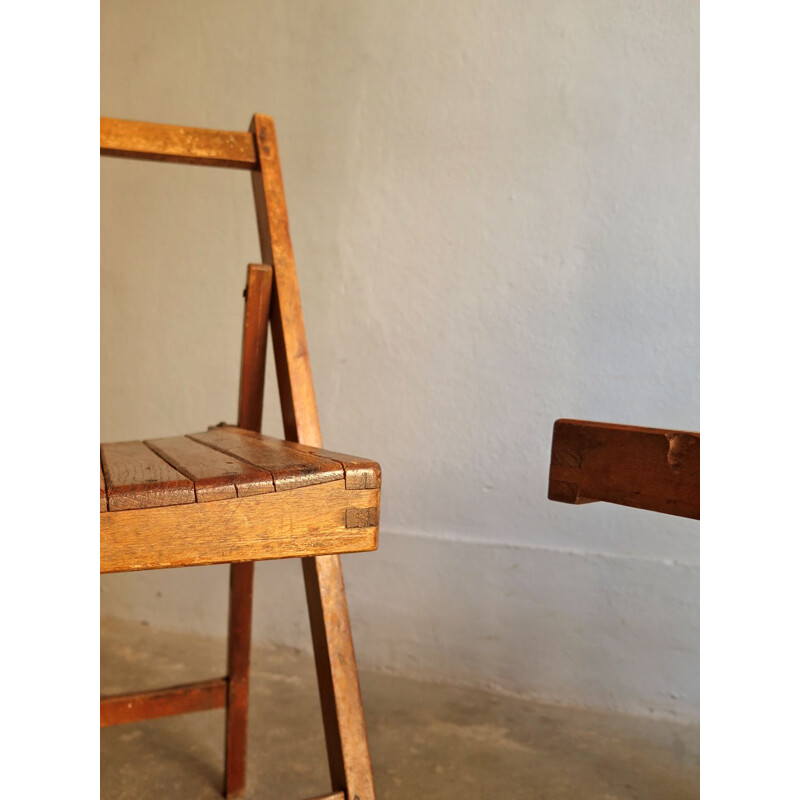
[101,441,196,511]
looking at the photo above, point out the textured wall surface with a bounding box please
[101,0,699,718]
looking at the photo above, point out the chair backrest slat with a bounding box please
[101,117,258,170]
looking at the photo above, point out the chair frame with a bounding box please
[100,115,376,800]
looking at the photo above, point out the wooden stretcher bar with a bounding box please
[100,117,258,169]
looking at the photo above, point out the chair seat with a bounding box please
[100,425,380,573]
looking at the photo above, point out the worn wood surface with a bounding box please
[251,115,320,446]
[288,443,380,491]
[100,480,379,573]
[238,428,381,491]
[238,264,273,432]
[145,435,274,502]
[101,430,379,509]
[251,113,377,800]
[100,117,258,169]
[100,678,227,727]
[101,441,195,511]
[548,419,700,519]
[191,427,344,491]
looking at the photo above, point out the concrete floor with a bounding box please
[101,618,699,799]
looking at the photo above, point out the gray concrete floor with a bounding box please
[101,618,698,799]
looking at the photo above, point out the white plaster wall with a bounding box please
[101,0,699,718]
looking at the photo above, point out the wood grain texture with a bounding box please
[295,444,380,491]
[251,115,321,446]
[101,441,195,511]
[100,117,257,169]
[303,555,376,799]
[100,678,227,727]
[346,507,379,529]
[190,427,344,491]
[99,429,380,508]
[222,426,381,491]
[548,419,700,519]
[238,264,273,433]
[100,480,379,573]
[145,435,274,502]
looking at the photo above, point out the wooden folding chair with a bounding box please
[547,419,699,519]
[100,115,380,800]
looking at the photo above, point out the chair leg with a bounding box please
[303,554,376,800]
[225,561,254,798]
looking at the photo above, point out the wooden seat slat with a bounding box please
[145,435,275,502]
[100,430,380,512]
[189,427,345,491]
[279,440,381,490]
[101,441,196,511]
[234,426,380,490]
